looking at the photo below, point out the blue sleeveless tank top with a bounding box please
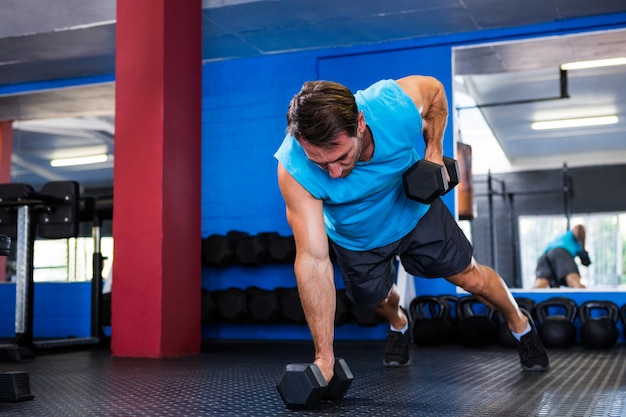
[544,230,582,257]
[274,79,430,250]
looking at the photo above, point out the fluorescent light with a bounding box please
[531,115,619,130]
[561,57,626,70]
[50,154,109,167]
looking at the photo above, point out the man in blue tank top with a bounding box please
[533,224,590,288]
[274,76,549,383]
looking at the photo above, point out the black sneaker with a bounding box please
[383,309,411,367]
[516,313,550,372]
[383,329,410,367]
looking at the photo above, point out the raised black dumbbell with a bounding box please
[578,249,592,266]
[402,156,459,204]
[276,358,353,410]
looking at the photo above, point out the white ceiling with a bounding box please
[0,0,625,188]
[454,29,626,174]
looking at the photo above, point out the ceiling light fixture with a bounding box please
[560,57,626,70]
[50,154,109,167]
[531,115,619,130]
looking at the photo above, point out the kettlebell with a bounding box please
[438,294,459,344]
[535,297,577,349]
[409,295,453,346]
[515,297,537,318]
[579,300,619,350]
[495,297,537,348]
[457,296,497,347]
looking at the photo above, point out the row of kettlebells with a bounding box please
[409,295,623,350]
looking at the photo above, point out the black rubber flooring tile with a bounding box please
[0,341,624,416]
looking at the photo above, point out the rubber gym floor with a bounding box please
[1,339,626,417]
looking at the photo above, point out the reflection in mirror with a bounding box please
[519,213,626,289]
[452,28,626,290]
[12,115,115,190]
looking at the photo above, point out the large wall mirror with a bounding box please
[452,28,626,291]
[1,83,115,283]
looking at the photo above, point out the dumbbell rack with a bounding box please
[0,187,100,360]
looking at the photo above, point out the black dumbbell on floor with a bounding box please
[276,358,353,410]
[402,156,460,204]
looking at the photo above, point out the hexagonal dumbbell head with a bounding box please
[276,363,328,409]
[402,159,448,204]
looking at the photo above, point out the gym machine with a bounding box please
[0,234,34,402]
[475,163,573,287]
[0,181,103,359]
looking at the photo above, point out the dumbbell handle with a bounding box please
[323,358,354,401]
[441,157,460,196]
[277,358,353,410]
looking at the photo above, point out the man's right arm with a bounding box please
[396,75,449,166]
[277,162,337,381]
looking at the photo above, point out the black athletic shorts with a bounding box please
[329,198,474,309]
[535,247,580,287]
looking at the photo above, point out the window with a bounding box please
[29,237,114,283]
[518,213,626,289]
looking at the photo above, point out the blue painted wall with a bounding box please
[0,282,91,338]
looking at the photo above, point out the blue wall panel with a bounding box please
[0,282,91,339]
[201,53,318,237]
[0,284,15,336]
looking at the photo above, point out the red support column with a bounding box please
[112,0,202,357]
[0,121,12,282]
